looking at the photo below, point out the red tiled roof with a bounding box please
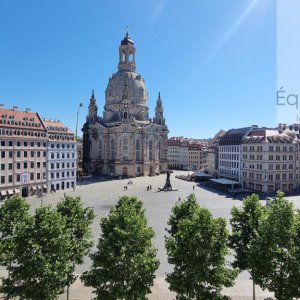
[43,120,73,135]
[0,108,46,131]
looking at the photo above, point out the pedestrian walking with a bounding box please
[150,185,152,190]
[193,185,195,190]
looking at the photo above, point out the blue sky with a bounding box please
[0,0,276,138]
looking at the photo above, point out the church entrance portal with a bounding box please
[22,186,28,198]
[150,166,153,174]
[123,167,128,176]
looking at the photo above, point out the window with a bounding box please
[43,142,46,147]
[43,162,46,168]
[24,162,28,169]
[37,162,40,168]
[1,176,5,184]
[37,173,41,180]
[37,142,41,147]
[9,151,12,158]
[17,163,21,169]
[17,141,21,147]
[24,151,27,158]
[16,174,20,182]
[51,143,54,148]
[17,151,20,158]
[1,151,5,158]
[8,175,12,183]
[8,141,12,147]
[31,151,34,157]
[31,142,34,147]
[43,151,46,157]
[37,151,40,158]
[30,162,34,168]
[30,173,34,180]
[0,163,5,171]
[24,141,27,147]
[1,141,5,146]
[8,163,12,170]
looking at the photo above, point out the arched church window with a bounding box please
[129,52,133,62]
[122,51,126,62]
[136,139,140,150]
[123,112,128,119]
[149,140,153,161]
[111,140,116,160]
[139,87,144,98]
[123,138,128,151]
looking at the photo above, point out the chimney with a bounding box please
[12,106,18,111]
[0,104,4,108]
[25,108,31,113]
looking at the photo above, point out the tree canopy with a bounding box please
[165,194,237,300]
[81,195,159,300]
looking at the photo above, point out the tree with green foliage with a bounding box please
[81,196,159,300]
[165,194,237,300]
[250,191,300,300]
[0,195,30,270]
[57,196,95,299]
[229,193,267,299]
[2,206,74,300]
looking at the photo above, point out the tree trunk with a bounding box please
[252,280,255,300]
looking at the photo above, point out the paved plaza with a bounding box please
[4,170,300,299]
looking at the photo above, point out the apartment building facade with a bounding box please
[0,106,77,200]
[0,107,48,199]
[218,127,255,181]
[188,141,208,171]
[241,128,296,193]
[43,120,76,193]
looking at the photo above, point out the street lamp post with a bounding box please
[75,103,83,141]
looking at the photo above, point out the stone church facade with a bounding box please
[82,32,169,177]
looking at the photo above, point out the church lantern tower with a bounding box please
[153,92,165,125]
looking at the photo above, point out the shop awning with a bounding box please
[42,185,47,189]
[14,189,20,194]
[0,190,7,196]
[210,178,239,185]
[192,172,213,178]
[7,190,14,195]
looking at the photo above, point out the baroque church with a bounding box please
[82,32,169,177]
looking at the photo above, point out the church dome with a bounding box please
[121,33,134,46]
[105,70,148,106]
